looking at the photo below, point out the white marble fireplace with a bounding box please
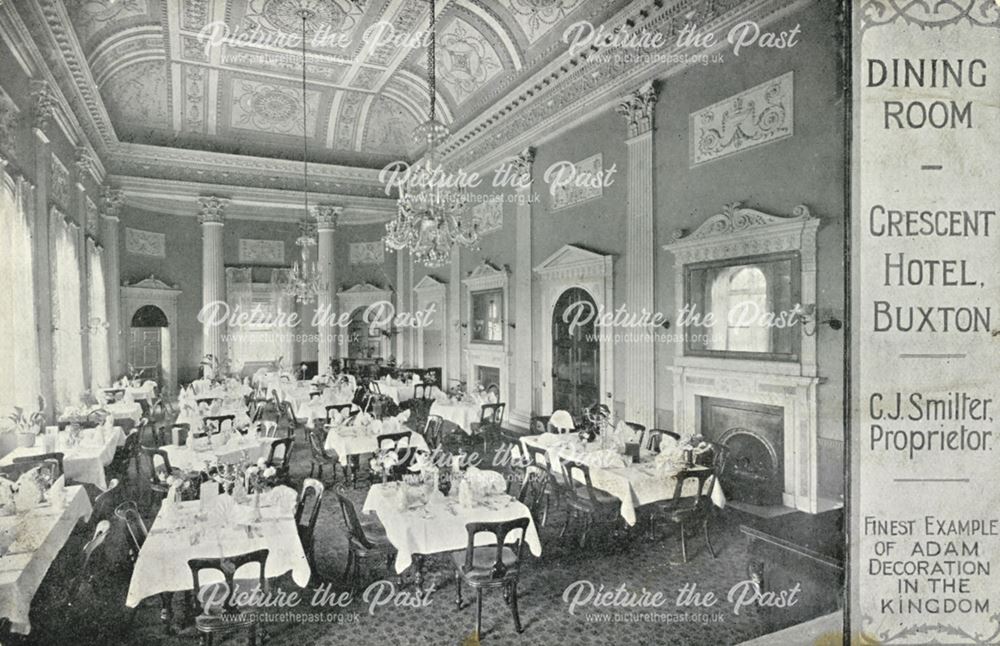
[664,203,838,514]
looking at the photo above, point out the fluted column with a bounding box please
[617,81,657,429]
[31,81,56,415]
[313,204,340,374]
[101,187,124,376]
[511,147,535,426]
[198,196,229,367]
[74,153,91,390]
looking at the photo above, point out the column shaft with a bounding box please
[511,148,535,426]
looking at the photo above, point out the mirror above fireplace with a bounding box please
[685,252,801,360]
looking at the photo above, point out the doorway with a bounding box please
[129,305,167,383]
[551,287,599,414]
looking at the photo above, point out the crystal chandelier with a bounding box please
[384,0,476,267]
[281,7,325,303]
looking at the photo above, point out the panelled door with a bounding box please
[551,287,600,414]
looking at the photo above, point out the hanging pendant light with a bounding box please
[383,0,477,267]
[282,7,325,303]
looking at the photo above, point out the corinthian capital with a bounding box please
[312,204,342,231]
[29,80,57,133]
[100,186,124,221]
[510,147,535,176]
[197,195,229,224]
[616,80,657,138]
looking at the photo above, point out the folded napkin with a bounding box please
[396,409,411,423]
[549,410,575,431]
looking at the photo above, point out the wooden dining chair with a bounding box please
[307,430,338,484]
[413,383,433,400]
[645,428,681,453]
[336,487,395,593]
[139,446,178,505]
[559,458,622,548]
[295,478,325,577]
[648,467,718,563]
[529,415,550,435]
[472,402,506,453]
[521,443,564,527]
[452,518,530,639]
[203,414,235,435]
[623,422,647,449]
[375,431,415,481]
[495,428,526,495]
[91,478,122,526]
[266,437,294,485]
[517,465,550,529]
[187,549,269,646]
[423,414,444,449]
[324,403,353,421]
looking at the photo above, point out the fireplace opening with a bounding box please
[700,397,784,506]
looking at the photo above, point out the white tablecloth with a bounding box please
[163,435,275,473]
[0,485,92,634]
[175,404,251,432]
[125,488,310,607]
[324,426,429,466]
[363,482,541,573]
[429,400,484,434]
[0,427,125,490]
[519,434,725,526]
[301,388,357,428]
[98,383,155,403]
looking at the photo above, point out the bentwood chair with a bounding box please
[452,518,530,639]
[336,487,395,593]
[295,479,325,577]
[91,478,122,527]
[266,437,294,485]
[65,520,112,608]
[494,428,526,495]
[559,458,622,548]
[188,549,269,646]
[114,500,148,564]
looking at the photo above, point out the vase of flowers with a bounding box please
[9,397,46,449]
[369,449,399,484]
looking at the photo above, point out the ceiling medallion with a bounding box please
[383,0,480,268]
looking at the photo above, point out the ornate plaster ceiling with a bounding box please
[64,0,629,167]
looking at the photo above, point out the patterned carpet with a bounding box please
[17,417,783,646]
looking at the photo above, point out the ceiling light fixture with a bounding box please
[383,0,478,267]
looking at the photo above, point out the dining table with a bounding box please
[323,421,429,466]
[162,433,276,473]
[428,395,492,435]
[125,486,311,621]
[518,433,726,526]
[0,482,92,634]
[363,476,542,580]
[0,426,125,490]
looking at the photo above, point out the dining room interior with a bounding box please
[0,0,847,644]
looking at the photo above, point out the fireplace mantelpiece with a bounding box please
[664,203,838,513]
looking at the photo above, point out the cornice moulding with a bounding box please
[111,175,396,224]
[443,0,812,174]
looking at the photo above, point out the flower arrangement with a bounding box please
[245,458,278,493]
[201,354,236,383]
[369,449,399,483]
[8,397,46,435]
[447,381,467,400]
[120,364,145,385]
